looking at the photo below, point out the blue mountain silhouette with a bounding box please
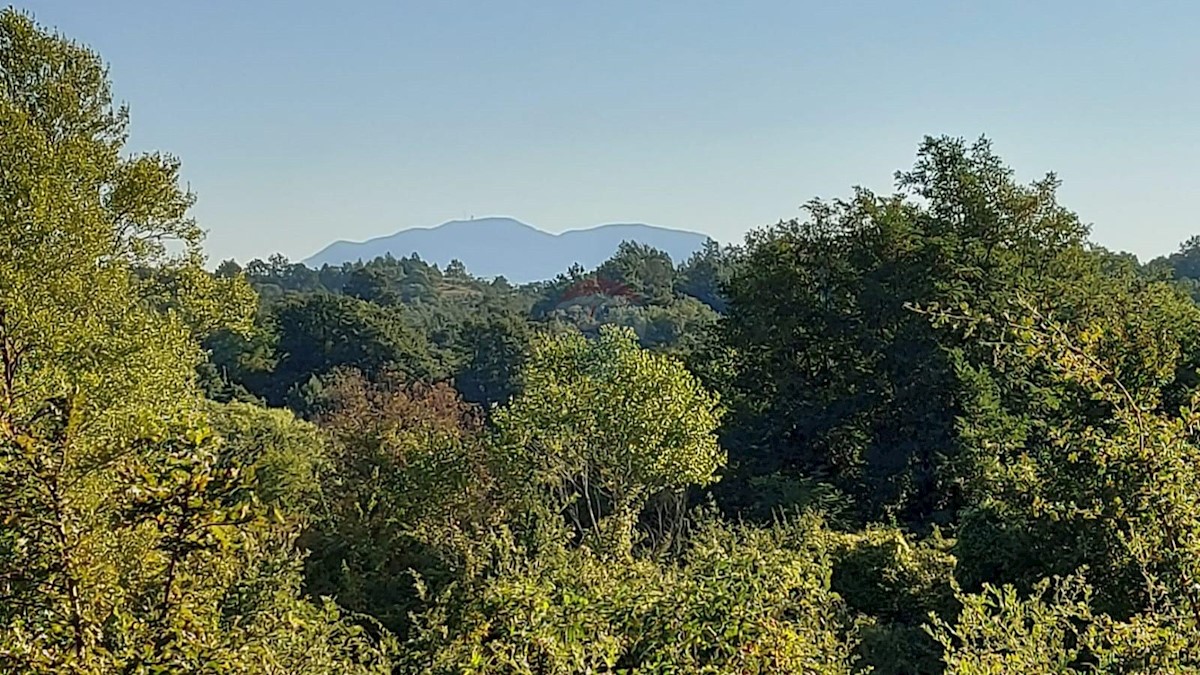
[303,217,711,283]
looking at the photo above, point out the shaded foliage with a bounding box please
[301,369,493,637]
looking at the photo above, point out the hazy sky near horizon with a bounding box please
[22,1,1199,263]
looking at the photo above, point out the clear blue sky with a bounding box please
[22,1,1200,263]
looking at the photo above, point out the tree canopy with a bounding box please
[9,7,1200,672]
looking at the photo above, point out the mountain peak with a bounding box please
[432,216,534,229]
[303,218,710,283]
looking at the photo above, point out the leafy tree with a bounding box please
[831,527,956,672]
[595,241,677,306]
[445,258,468,279]
[302,369,493,636]
[931,287,1200,624]
[199,313,278,405]
[1152,235,1200,281]
[205,400,328,518]
[605,296,719,353]
[719,136,1096,525]
[268,293,444,409]
[342,265,402,306]
[453,309,533,407]
[493,325,725,555]
[1147,235,1200,303]
[0,11,391,671]
[245,254,324,298]
[675,237,733,312]
[929,576,1199,673]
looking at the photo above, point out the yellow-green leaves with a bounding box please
[0,11,389,672]
[494,325,724,553]
[0,8,249,441]
[402,515,859,674]
[929,575,1200,672]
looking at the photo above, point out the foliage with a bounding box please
[929,576,1200,673]
[830,527,957,673]
[0,11,391,671]
[605,295,719,354]
[399,515,860,674]
[719,136,1103,526]
[492,325,725,555]
[265,292,444,409]
[16,8,1200,669]
[676,238,735,313]
[926,286,1200,628]
[0,410,393,673]
[301,369,493,636]
[453,309,533,407]
[204,400,328,518]
[595,241,679,306]
[1148,235,1200,303]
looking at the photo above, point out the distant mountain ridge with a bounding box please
[303,217,712,283]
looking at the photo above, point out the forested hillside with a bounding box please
[6,10,1200,673]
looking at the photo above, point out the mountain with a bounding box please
[303,217,712,283]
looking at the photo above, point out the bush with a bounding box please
[399,514,860,674]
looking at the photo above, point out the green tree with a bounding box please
[931,286,1200,626]
[302,369,493,637]
[596,241,677,306]
[453,309,532,407]
[342,265,402,305]
[675,237,732,312]
[605,296,719,354]
[268,293,443,409]
[493,325,725,555]
[831,526,957,672]
[929,576,1199,673]
[0,11,390,671]
[1146,235,1200,303]
[719,136,1095,525]
[205,400,328,518]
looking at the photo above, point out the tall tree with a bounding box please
[719,136,1095,525]
[453,309,532,407]
[0,11,389,671]
[493,326,725,555]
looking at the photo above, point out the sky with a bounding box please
[19,1,1200,263]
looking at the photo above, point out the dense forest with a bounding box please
[7,10,1200,673]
